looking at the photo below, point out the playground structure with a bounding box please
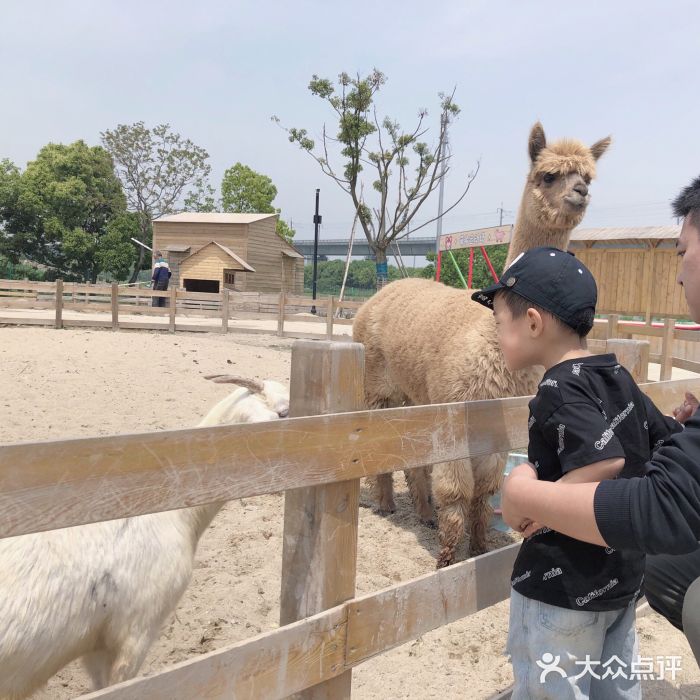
[0,339,697,699]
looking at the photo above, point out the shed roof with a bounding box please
[154,212,277,224]
[181,241,256,272]
[570,225,680,242]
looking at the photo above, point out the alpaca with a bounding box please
[0,376,288,699]
[353,123,611,567]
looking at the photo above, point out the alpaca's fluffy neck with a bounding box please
[504,187,579,269]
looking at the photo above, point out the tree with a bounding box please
[422,244,508,290]
[220,162,296,243]
[0,143,130,282]
[101,122,215,281]
[274,70,479,288]
[95,212,142,281]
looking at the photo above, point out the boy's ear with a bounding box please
[526,307,545,337]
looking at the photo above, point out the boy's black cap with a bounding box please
[471,246,597,330]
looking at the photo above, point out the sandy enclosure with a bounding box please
[0,326,698,699]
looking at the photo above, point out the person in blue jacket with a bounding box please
[151,251,171,307]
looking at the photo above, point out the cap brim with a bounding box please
[471,282,504,309]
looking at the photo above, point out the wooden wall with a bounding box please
[575,246,688,319]
[153,218,302,294]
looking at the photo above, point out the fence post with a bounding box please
[605,339,650,383]
[169,286,177,332]
[280,341,364,700]
[606,314,619,340]
[660,317,675,381]
[221,289,229,334]
[111,282,119,331]
[277,290,286,337]
[326,296,334,340]
[55,279,63,329]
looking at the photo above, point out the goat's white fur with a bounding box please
[0,379,289,699]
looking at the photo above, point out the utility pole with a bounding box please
[498,202,504,227]
[311,189,321,314]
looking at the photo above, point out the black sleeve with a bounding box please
[642,393,683,451]
[542,402,626,474]
[594,412,700,554]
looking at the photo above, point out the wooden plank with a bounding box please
[118,287,171,298]
[169,287,176,332]
[286,314,325,324]
[221,289,229,333]
[63,319,114,329]
[280,341,364,698]
[672,357,700,374]
[0,280,46,291]
[117,305,169,317]
[63,302,115,313]
[277,289,285,336]
[326,297,334,340]
[1,377,695,539]
[661,317,675,381]
[175,290,224,302]
[175,323,220,333]
[346,542,520,665]
[117,321,169,331]
[81,606,348,700]
[606,314,619,340]
[0,316,54,327]
[606,339,650,382]
[55,279,63,329]
[0,298,56,310]
[336,299,364,310]
[674,328,700,342]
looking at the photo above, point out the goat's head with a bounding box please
[205,375,290,418]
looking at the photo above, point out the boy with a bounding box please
[472,246,681,699]
[151,251,171,307]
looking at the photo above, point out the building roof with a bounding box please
[281,248,304,259]
[181,241,256,272]
[570,225,680,242]
[154,212,277,224]
[165,244,191,253]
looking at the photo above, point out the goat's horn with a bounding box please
[204,375,264,393]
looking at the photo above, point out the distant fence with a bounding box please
[0,279,362,340]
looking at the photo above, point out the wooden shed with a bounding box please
[568,225,685,320]
[152,213,304,294]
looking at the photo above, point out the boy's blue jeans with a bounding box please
[506,589,641,699]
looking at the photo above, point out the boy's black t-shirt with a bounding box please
[511,353,682,611]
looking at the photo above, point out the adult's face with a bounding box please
[677,216,700,322]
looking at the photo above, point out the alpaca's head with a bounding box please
[523,122,611,232]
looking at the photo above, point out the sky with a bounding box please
[1,0,698,245]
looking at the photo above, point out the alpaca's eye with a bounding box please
[542,173,556,184]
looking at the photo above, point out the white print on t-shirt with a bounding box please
[528,415,536,429]
[572,363,583,376]
[614,364,622,375]
[540,378,559,388]
[644,421,649,430]
[557,424,566,455]
[543,567,563,581]
[576,578,619,607]
[605,546,616,554]
[512,570,531,585]
[595,401,634,450]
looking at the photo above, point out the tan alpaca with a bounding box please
[353,123,611,567]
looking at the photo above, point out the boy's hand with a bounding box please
[501,462,538,533]
[674,392,700,424]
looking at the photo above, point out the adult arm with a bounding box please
[502,413,700,554]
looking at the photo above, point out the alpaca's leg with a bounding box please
[432,459,474,568]
[467,453,507,557]
[404,466,435,527]
[82,649,115,690]
[372,472,397,515]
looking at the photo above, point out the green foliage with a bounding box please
[96,211,142,281]
[220,162,295,243]
[423,244,508,290]
[0,142,128,281]
[101,122,214,281]
[304,259,424,295]
[276,70,475,286]
[0,255,46,281]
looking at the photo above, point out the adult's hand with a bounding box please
[674,392,700,424]
[501,462,538,533]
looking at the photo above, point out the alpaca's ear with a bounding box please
[590,136,612,161]
[528,122,547,163]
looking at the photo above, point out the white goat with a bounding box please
[0,375,289,699]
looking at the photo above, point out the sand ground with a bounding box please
[0,326,698,699]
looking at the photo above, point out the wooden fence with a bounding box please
[0,340,697,699]
[0,279,360,340]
